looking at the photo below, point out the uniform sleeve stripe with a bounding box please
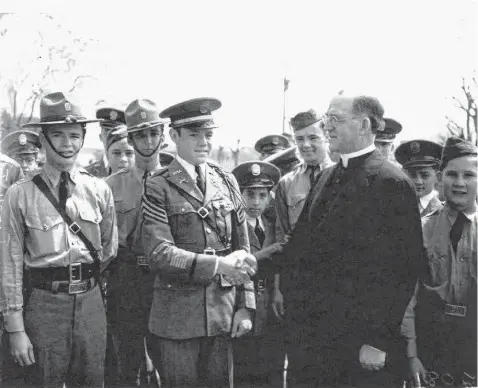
[141,202,168,224]
[143,210,168,224]
[171,256,188,269]
[141,198,168,219]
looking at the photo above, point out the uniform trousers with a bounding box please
[148,334,230,387]
[107,259,156,386]
[24,285,106,388]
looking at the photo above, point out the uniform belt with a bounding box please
[255,277,267,292]
[444,303,467,317]
[29,263,96,283]
[30,278,96,294]
[202,247,232,257]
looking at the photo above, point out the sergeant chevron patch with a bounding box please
[142,195,168,224]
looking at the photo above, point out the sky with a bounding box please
[1,1,476,149]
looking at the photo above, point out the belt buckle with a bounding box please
[69,222,81,234]
[197,207,209,219]
[68,281,88,294]
[69,263,82,283]
[444,303,466,317]
[257,279,266,291]
[203,247,216,255]
[136,255,149,267]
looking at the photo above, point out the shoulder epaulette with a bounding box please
[151,166,169,178]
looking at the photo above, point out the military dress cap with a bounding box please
[1,130,41,156]
[254,134,290,154]
[96,107,126,133]
[159,151,175,166]
[106,125,128,150]
[395,140,443,169]
[440,136,478,170]
[124,99,164,133]
[263,146,300,167]
[232,161,281,189]
[23,92,101,127]
[290,109,321,131]
[374,117,402,143]
[160,97,221,129]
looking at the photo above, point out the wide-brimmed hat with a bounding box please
[125,99,165,133]
[23,92,101,128]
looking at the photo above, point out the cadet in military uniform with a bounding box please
[105,99,165,386]
[104,125,135,175]
[403,137,477,387]
[141,97,257,387]
[255,134,290,160]
[0,154,23,384]
[395,139,443,217]
[374,117,402,162]
[1,130,42,177]
[85,107,126,177]
[231,161,282,386]
[0,92,118,387]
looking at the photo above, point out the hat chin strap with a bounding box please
[131,139,162,158]
[43,132,84,160]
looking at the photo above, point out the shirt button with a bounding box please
[335,179,340,184]
[206,227,212,234]
[43,224,47,230]
[460,257,465,262]
[181,207,185,213]
[167,284,172,288]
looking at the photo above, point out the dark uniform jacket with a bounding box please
[247,216,275,335]
[141,158,255,340]
[278,150,425,363]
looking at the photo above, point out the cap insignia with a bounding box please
[109,110,118,121]
[140,111,147,119]
[65,102,72,112]
[410,141,420,154]
[18,134,27,145]
[199,103,209,114]
[251,163,261,176]
[272,137,279,145]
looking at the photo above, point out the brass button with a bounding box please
[335,179,340,184]
[206,227,212,234]
[167,284,172,288]
[181,208,185,213]
[460,257,465,262]
[43,224,47,230]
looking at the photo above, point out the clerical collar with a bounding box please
[340,144,376,168]
[419,190,436,211]
[176,155,206,181]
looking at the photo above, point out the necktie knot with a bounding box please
[195,165,205,194]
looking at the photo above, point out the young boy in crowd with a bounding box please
[404,137,477,387]
[232,161,282,387]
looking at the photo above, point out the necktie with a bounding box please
[195,165,205,194]
[450,212,467,253]
[142,170,149,182]
[59,171,70,211]
[307,165,319,189]
[254,218,265,247]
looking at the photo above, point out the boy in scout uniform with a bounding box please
[255,134,290,160]
[395,139,443,217]
[141,97,257,387]
[105,99,165,386]
[374,117,402,162]
[231,161,282,386]
[403,137,477,387]
[1,130,42,177]
[0,92,118,387]
[85,107,126,177]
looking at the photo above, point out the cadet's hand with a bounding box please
[217,250,256,283]
[359,344,386,371]
[272,288,285,319]
[408,357,427,384]
[231,308,253,338]
[9,331,35,366]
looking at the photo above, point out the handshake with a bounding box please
[216,249,257,285]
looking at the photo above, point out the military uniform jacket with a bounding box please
[420,192,443,218]
[247,216,275,335]
[141,158,255,340]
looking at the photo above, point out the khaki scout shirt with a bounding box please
[106,164,162,254]
[141,158,255,339]
[0,163,118,332]
[275,160,335,242]
[401,205,477,357]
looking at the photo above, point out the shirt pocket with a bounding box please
[167,202,201,245]
[428,249,450,286]
[76,201,103,248]
[25,212,64,258]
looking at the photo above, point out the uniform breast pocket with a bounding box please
[25,213,64,257]
[428,250,450,285]
[211,197,234,218]
[77,203,103,248]
[167,202,201,244]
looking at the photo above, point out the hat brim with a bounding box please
[126,121,165,133]
[403,161,440,169]
[22,119,102,128]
